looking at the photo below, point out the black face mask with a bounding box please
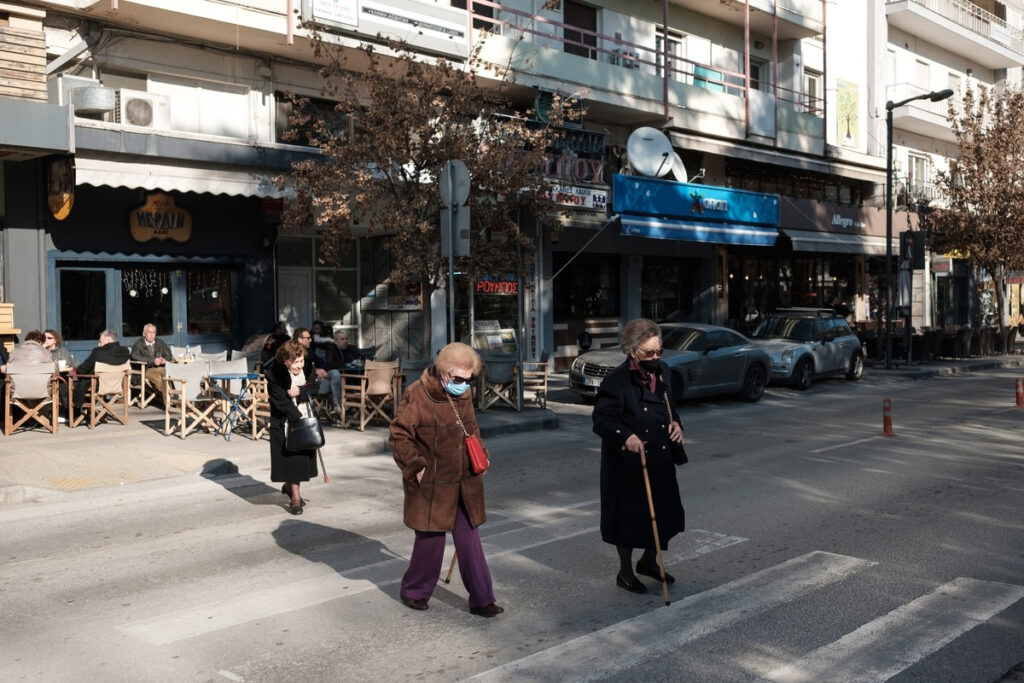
[637,358,661,372]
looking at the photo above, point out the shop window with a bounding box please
[553,252,619,317]
[121,268,173,338]
[59,270,107,341]
[316,270,358,326]
[642,257,699,322]
[186,269,232,335]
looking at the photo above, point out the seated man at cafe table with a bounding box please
[325,329,365,421]
[130,323,173,404]
[73,329,131,418]
[293,327,331,417]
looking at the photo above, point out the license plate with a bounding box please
[584,376,602,387]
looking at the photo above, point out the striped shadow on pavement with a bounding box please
[467,551,876,682]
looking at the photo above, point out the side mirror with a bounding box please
[704,344,720,354]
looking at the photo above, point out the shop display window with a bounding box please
[186,269,232,335]
[60,270,108,341]
[121,268,172,338]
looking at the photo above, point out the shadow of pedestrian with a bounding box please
[201,458,287,508]
[272,519,406,602]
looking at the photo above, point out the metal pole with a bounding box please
[885,105,894,370]
[448,166,457,344]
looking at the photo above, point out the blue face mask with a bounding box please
[445,380,470,397]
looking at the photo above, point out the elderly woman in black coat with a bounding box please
[267,339,318,515]
[593,317,686,594]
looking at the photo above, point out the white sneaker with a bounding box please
[58,416,67,424]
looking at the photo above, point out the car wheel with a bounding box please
[792,357,814,390]
[739,364,766,402]
[846,352,864,380]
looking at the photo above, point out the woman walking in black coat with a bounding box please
[593,318,686,594]
[266,339,318,515]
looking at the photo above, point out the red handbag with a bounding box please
[448,394,490,474]
[465,434,490,474]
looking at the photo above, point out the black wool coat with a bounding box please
[592,360,685,550]
[266,360,318,483]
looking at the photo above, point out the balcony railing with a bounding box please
[887,0,1024,53]
[465,0,823,118]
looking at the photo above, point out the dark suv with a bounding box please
[749,308,864,389]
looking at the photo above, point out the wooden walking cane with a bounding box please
[444,551,458,583]
[638,442,671,606]
[316,448,329,483]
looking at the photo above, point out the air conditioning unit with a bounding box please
[116,89,171,129]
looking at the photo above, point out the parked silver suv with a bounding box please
[750,308,864,389]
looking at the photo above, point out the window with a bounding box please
[803,69,822,114]
[656,31,684,82]
[275,93,349,146]
[908,153,931,201]
[60,270,107,341]
[186,269,232,336]
[450,0,494,31]
[641,256,700,322]
[553,252,619,317]
[563,0,597,60]
[749,58,770,92]
[121,268,173,338]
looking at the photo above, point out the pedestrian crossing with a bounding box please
[105,489,1024,681]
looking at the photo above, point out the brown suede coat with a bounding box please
[389,366,487,532]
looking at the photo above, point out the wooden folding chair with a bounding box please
[478,351,521,411]
[247,375,271,440]
[520,358,550,408]
[162,361,220,438]
[72,361,131,429]
[3,367,59,435]
[363,359,401,425]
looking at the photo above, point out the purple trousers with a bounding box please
[401,500,495,609]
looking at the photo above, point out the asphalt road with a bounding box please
[2,368,1023,682]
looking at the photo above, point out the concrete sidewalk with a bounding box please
[0,401,557,506]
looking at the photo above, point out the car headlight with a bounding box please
[571,356,585,373]
[781,348,796,363]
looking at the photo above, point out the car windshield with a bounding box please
[752,316,816,342]
[662,327,703,352]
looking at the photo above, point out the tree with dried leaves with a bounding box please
[277,26,574,343]
[932,84,1024,331]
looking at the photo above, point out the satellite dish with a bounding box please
[670,152,688,183]
[626,127,674,177]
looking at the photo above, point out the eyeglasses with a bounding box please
[448,375,472,385]
[635,347,663,360]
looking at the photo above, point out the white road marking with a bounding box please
[765,577,1024,682]
[809,436,879,453]
[467,551,875,682]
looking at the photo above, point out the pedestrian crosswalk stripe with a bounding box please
[765,577,1024,682]
[467,551,875,682]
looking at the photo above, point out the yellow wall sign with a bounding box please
[47,157,75,221]
[130,193,192,243]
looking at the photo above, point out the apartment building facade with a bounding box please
[0,1,1020,364]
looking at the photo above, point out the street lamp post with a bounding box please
[885,88,954,369]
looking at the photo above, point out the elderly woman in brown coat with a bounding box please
[389,342,503,618]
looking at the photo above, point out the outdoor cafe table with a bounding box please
[207,372,260,441]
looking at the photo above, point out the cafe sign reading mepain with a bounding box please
[130,193,192,243]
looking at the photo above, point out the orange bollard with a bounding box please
[1017,379,1023,408]
[881,398,895,437]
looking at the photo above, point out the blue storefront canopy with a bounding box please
[613,173,779,246]
[620,215,778,246]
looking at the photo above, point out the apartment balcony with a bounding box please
[671,0,824,41]
[887,83,958,143]
[886,0,1024,68]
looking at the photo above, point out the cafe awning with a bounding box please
[620,214,778,246]
[781,228,894,255]
[74,156,289,198]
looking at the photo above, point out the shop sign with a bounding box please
[130,193,193,243]
[541,155,607,185]
[476,277,518,295]
[549,184,607,210]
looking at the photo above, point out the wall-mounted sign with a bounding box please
[47,156,75,221]
[476,277,518,295]
[130,193,193,243]
[549,184,607,210]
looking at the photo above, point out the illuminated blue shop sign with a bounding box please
[613,174,779,246]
